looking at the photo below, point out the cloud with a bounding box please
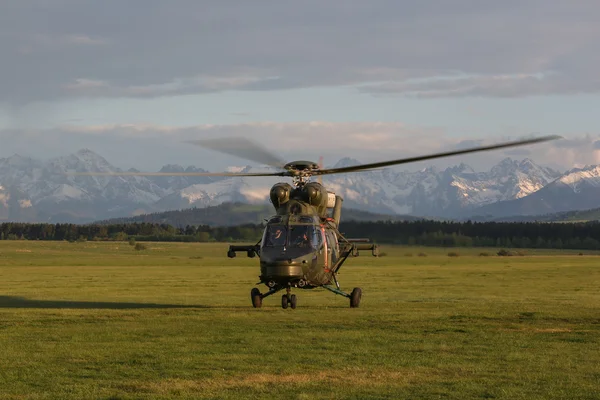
[552,135,595,149]
[57,121,448,153]
[63,73,279,98]
[453,139,485,150]
[360,72,600,98]
[2,1,600,103]
[0,121,585,172]
[503,148,531,156]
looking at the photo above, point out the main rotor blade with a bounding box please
[185,137,287,169]
[314,135,562,176]
[67,171,289,177]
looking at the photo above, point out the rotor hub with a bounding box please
[284,160,320,173]
[284,161,320,187]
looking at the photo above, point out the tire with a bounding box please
[251,288,262,308]
[350,287,362,308]
[281,294,289,309]
[290,294,297,309]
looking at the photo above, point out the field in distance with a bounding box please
[0,241,599,399]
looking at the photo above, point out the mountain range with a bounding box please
[1,149,600,223]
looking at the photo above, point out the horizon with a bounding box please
[0,145,578,175]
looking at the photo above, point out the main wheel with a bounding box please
[290,294,297,309]
[251,288,262,308]
[350,287,362,308]
[281,294,289,309]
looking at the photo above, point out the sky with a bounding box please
[1,0,600,173]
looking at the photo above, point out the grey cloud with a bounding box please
[503,149,531,156]
[360,73,600,98]
[1,1,600,103]
[594,140,600,149]
[453,139,485,150]
[551,135,594,149]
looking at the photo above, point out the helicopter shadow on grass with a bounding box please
[0,296,351,310]
[0,296,211,310]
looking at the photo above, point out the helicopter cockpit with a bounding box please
[262,224,321,250]
[261,216,323,253]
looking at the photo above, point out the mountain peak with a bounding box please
[160,164,185,173]
[490,157,519,176]
[333,157,362,169]
[498,157,517,166]
[559,165,600,186]
[519,158,535,165]
[517,158,541,169]
[0,153,38,168]
[446,162,475,174]
[76,148,97,155]
[73,148,110,163]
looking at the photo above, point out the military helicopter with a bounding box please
[74,134,560,309]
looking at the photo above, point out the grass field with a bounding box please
[0,241,599,399]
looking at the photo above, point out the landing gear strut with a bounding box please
[323,285,362,308]
[250,285,283,308]
[250,285,300,310]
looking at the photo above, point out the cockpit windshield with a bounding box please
[263,225,287,247]
[262,224,322,250]
[288,225,319,249]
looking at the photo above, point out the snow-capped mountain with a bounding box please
[470,164,600,219]
[320,157,561,217]
[0,148,586,223]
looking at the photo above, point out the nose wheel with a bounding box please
[281,285,297,309]
[281,293,297,309]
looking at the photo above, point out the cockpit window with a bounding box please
[263,225,287,247]
[262,224,322,250]
[288,225,320,249]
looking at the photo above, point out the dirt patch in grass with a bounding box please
[502,327,574,333]
[129,368,441,395]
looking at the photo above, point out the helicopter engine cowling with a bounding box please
[269,182,292,210]
[293,182,329,216]
[303,182,326,207]
[270,181,334,216]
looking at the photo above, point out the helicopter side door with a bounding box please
[323,228,339,268]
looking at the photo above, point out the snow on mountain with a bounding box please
[0,148,585,222]
[469,164,600,219]
[321,157,561,217]
[150,164,221,191]
[155,165,282,211]
[558,165,600,190]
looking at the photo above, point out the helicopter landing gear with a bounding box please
[250,286,282,308]
[281,287,297,310]
[323,285,363,308]
[251,285,297,309]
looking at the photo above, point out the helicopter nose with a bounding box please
[260,261,304,281]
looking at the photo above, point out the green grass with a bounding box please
[0,241,599,399]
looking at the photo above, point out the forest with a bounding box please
[2,220,600,250]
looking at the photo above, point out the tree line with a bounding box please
[2,220,600,250]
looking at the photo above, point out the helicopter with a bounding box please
[73,134,561,309]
